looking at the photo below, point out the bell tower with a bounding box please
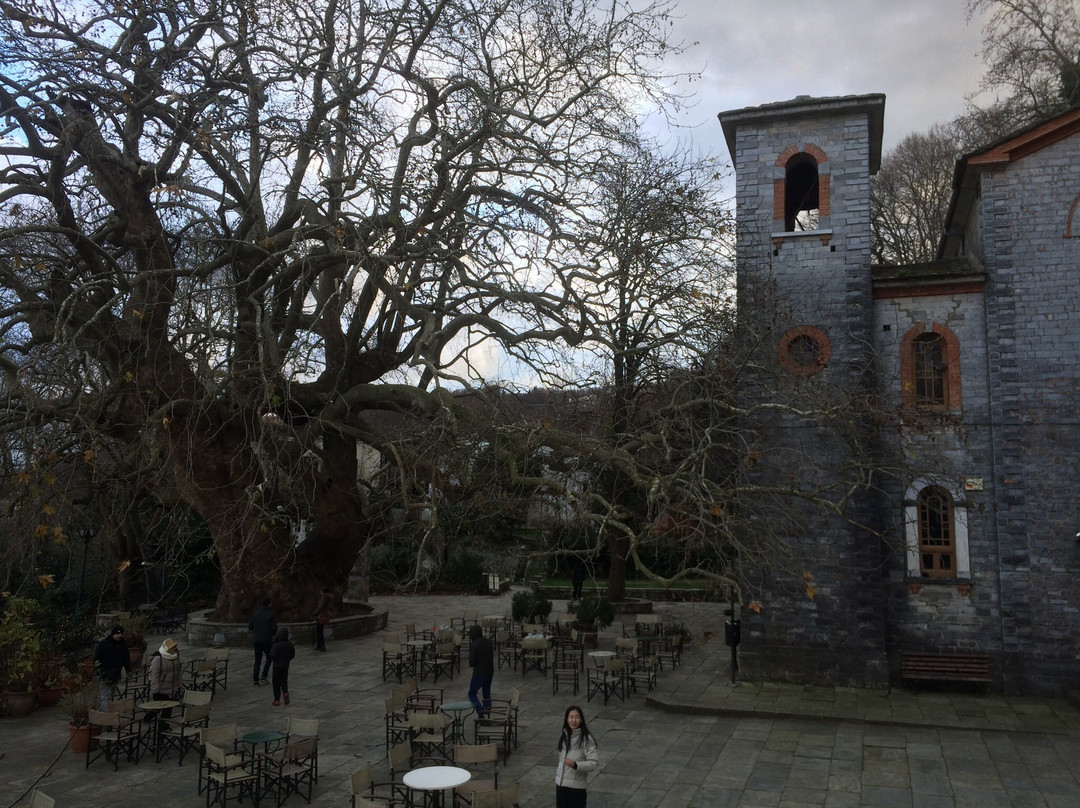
[718,95,889,687]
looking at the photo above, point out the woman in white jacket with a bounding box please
[555,705,599,807]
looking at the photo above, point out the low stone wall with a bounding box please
[186,606,388,648]
[537,585,715,605]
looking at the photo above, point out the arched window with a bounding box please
[904,480,970,582]
[917,486,954,577]
[785,154,819,231]
[900,323,961,411]
[773,144,830,233]
[913,333,946,406]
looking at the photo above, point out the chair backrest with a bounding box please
[435,640,455,656]
[509,687,521,709]
[195,659,216,674]
[184,689,213,706]
[354,798,383,808]
[383,638,402,653]
[463,609,478,620]
[605,657,625,674]
[614,637,636,654]
[108,696,136,715]
[281,737,317,763]
[28,790,55,808]
[205,742,227,766]
[350,763,374,795]
[201,723,238,747]
[388,741,411,774]
[473,787,519,808]
[205,647,229,661]
[88,708,120,728]
[454,742,498,765]
[409,711,448,731]
[286,716,319,738]
[182,702,212,724]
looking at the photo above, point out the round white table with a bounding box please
[403,765,471,808]
[588,650,615,667]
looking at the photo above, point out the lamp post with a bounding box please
[74,525,96,615]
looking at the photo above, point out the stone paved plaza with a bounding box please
[3,590,1080,807]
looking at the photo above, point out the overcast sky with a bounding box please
[650,0,991,161]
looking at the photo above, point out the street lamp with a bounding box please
[74,525,96,615]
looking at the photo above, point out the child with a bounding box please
[269,627,296,706]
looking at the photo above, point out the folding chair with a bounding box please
[452,743,499,807]
[473,687,518,763]
[205,647,230,691]
[205,742,259,808]
[350,761,403,807]
[385,693,411,754]
[383,638,410,683]
[586,656,626,705]
[284,716,320,783]
[420,641,456,683]
[260,737,317,807]
[188,658,219,694]
[400,676,442,713]
[551,645,580,696]
[472,786,520,808]
[656,633,683,670]
[198,723,242,795]
[28,790,55,808]
[87,708,142,770]
[409,710,452,765]
[495,630,516,671]
[627,654,659,695]
[519,637,548,677]
[157,700,211,764]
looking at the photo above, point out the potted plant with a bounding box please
[123,612,153,667]
[570,595,614,646]
[0,596,43,716]
[510,590,552,625]
[59,685,98,753]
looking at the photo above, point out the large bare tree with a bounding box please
[0,0,689,618]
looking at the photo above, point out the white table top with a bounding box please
[403,765,471,791]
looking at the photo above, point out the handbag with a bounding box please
[317,616,330,626]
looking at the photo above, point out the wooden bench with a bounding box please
[901,653,991,684]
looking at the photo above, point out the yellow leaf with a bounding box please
[117,560,131,573]
[804,582,817,600]
[802,571,815,580]
[37,574,55,589]
[84,449,96,463]
[162,417,170,429]
[747,600,763,614]
[34,524,49,538]
[41,504,55,515]
[52,526,65,542]
[709,503,724,517]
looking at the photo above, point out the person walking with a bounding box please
[92,624,132,709]
[269,627,296,706]
[571,560,587,600]
[313,586,333,652]
[555,705,599,808]
[248,598,277,685]
[467,624,494,717]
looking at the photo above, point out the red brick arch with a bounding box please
[773,144,830,225]
[899,322,962,411]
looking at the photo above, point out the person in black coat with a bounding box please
[467,624,494,717]
[269,627,296,706]
[248,598,277,685]
[93,624,132,709]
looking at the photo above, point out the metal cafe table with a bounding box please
[137,699,179,759]
[402,765,471,808]
[439,701,475,745]
[240,728,286,756]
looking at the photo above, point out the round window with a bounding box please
[778,326,831,376]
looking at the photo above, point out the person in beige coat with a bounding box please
[148,638,183,719]
[555,705,599,807]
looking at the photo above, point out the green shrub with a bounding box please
[510,590,552,623]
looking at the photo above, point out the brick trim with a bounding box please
[899,322,962,411]
[773,144,830,230]
[778,325,831,376]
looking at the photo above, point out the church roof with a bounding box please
[718,94,886,172]
[939,106,1080,258]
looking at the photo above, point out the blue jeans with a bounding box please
[468,674,493,715]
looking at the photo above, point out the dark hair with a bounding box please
[469,624,483,641]
[262,598,271,607]
[557,705,594,752]
[321,586,330,593]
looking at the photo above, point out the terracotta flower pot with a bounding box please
[68,723,99,754]
[36,687,64,708]
[3,691,37,717]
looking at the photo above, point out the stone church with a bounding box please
[718,94,1079,696]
